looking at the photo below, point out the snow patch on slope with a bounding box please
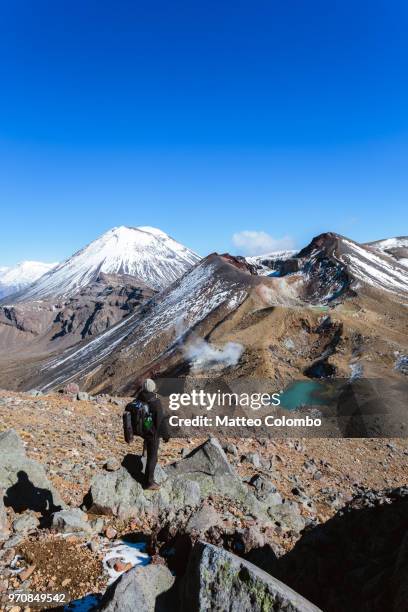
[367,237,408,268]
[341,240,408,296]
[368,237,408,251]
[246,250,297,275]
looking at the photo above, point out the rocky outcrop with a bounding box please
[88,462,200,518]
[87,438,302,531]
[97,541,320,612]
[99,564,176,612]
[0,429,65,516]
[164,438,269,518]
[52,508,97,535]
[181,541,322,612]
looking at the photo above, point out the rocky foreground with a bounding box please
[0,389,408,611]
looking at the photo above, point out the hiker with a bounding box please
[123,378,170,490]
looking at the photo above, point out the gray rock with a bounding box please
[242,452,261,468]
[104,458,121,472]
[110,397,126,407]
[185,503,221,535]
[3,534,23,549]
[88,439,279,525]
[88,539,100,553]
[268,499,305,533]
[52,508,92,534]
[0,430,66,515]
[223,443,239,457]
[250,474,276,498]
[181,541,322,612]
[250,475,283,508]
[89,517,104,533]
[164,438,267,519]
[99,564,175,612]
[140,457,168,484]
[234,526,265,554]
[12,512,39,534]
[165,477,201,510]
[77,391,89,401]
[27,389,43,397]
[89,468,150,517]
[0,491,10,540]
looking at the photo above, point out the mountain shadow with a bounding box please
[265,486,408,612]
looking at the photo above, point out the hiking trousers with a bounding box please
[145,435,160,486]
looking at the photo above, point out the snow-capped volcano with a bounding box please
[0,261,58,299]
[11,226,200,302]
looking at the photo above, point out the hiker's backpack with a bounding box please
[123,399,154,443]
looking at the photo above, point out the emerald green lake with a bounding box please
[280,380,329,410]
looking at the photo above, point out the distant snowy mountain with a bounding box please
[366,237,408,268]
[0,261,58,299]
[11,226,200,302]
[246,250,298,275]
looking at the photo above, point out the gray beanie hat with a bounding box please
[143,378,156,392]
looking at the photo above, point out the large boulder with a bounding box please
[185,502,222,536]
[87,438,268,521]
[181,541,322,612]
[0,429,65,516]
[52,508,93,534]
[267,499,305,533]
[99,564,176,612]
[88,468,151,517]
[88,466,201,518]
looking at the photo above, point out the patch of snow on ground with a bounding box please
[102,540,150,585]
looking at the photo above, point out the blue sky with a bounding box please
[0,1,407,265]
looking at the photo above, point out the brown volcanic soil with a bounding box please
[17,537,105,602]
[0,390,407,517]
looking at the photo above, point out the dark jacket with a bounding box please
[136,389,171,441]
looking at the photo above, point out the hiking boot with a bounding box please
[145,482,160,491]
